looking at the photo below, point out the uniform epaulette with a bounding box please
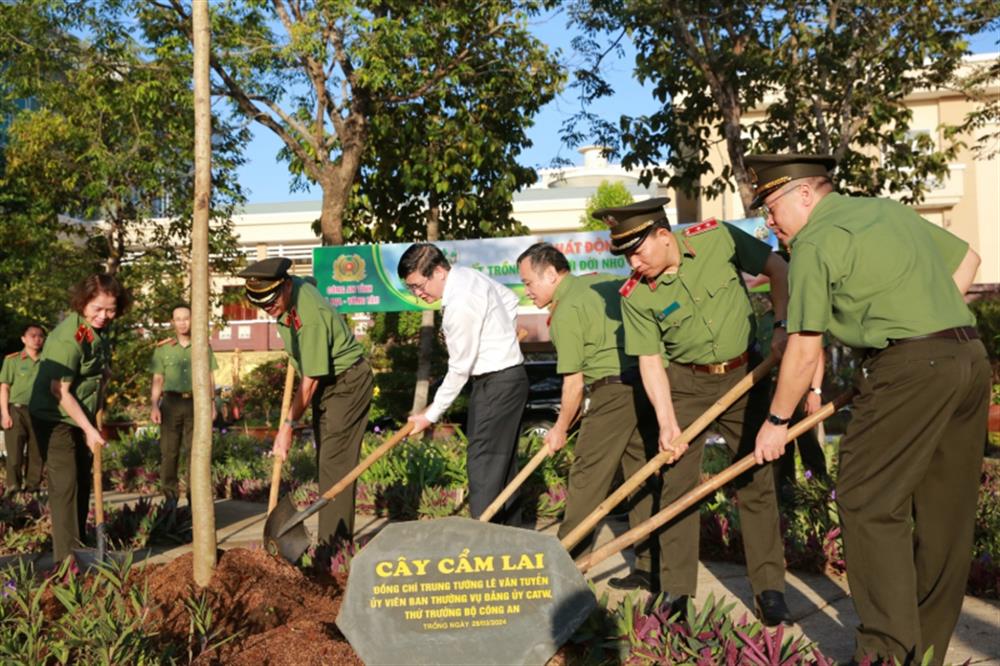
[684,218,719,237]
[4,351,18,359]
[156,338,177,347]
[619,269,642,298]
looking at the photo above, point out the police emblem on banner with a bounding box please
[333,254,366,282]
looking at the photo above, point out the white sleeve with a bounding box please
[425,300,484,422]
[499,282,519,323]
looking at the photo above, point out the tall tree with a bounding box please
[0,0,246,277]
[566,0,998,209]
[191,0,217,587]
[346,46,562,410]
[144,0,561,245]
[579,180,634,230]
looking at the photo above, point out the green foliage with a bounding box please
[970,297,1000,380]
[580,180,635,230]
[570,590,831,665]
[232,358,293,426]
[565,0,997,208]
[0,555,178,664]
[362,312,450,422]
[142,0,564,245]
[0,1,245,361]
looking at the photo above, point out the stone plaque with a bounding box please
[337,517,595,665]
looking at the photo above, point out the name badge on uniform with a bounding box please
[656,301,680,322]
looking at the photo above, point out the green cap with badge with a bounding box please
[238,257,292,306]
[592,197,671,256]
[745,154,836,209]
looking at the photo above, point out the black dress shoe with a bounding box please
[607,570,653,591]
[644,592,691,619]
[754,590,792,626]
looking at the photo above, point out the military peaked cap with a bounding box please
[238,257,292,306]
[593,197,671,255]
[744,154,836,209]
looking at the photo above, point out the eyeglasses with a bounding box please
[405,275,432,294]
[752,184,802,220]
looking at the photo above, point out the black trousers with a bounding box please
[466,364,529,524]
[32,419,91,562]
[4,404,43,490]
[159,394,193,501]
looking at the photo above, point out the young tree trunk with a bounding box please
[190,0,217,588]
[411,200,440,413]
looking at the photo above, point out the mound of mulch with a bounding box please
[141,548,362,665]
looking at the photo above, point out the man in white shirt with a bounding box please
[399,243,529,524]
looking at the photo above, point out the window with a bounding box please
[222,286,258,321]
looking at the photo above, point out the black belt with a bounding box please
[888,325,979,345]
[867,326,980,359]
[164,391,192,399]
[338,356,366,377]
[588,367,640,392]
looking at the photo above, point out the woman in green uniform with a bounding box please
[29,273,130,562]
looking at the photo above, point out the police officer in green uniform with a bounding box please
[750,154,989,665]
[1,323,46,494]
[239,257,374,546]
[150,304,217,505]
[517,243,663,590]
[609,197,793,625]
[30,274,130,562]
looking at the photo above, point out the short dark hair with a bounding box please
[21,322,45,336]
[398,243,451,280]
[517,243,570,274]
[69,273,132,316]
[172,303,191,314]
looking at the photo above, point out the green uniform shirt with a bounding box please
[150,339,217,393]
[29,313,111,425]
[549,273,636,383]
[786,193,973,349]
[622,221,772,364]
[0,351,40,406]
[276,276,364,379]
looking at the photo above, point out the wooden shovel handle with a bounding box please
[576,390,854,573]
[268,361,298,514]
[480,446,548,522]
[479,406,583,523]
[319,422,415,503]
[560,354,777,550]
[93,409,105,525]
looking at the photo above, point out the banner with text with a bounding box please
[312,217,773,313]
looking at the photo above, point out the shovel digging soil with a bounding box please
[262,360,297,561]
[265,422,414,563]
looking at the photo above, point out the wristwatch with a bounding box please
[809,387,823,395]
[773,319,788,329]
[766,412,791,426]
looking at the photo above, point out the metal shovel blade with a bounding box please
[263,493,312,563]
[95,523,107,564]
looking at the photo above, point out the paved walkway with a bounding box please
[2,491,998,664]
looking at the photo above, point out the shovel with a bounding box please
[575,390,854,573]
[266,422,415,563]
[560,354,777,550]
[262,360,299,556]
[92,410,108,564]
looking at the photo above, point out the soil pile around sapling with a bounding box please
[141,547,363,665]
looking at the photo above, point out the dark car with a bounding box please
[425,358,570,439]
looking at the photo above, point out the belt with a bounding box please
[164,391,192,399]
[588,367,640,392]
[338,356,366,377]
[677,351,750,375]
[866,326,980,359]
[888,325,979,346]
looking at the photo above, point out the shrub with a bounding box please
[568,590,832,665]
